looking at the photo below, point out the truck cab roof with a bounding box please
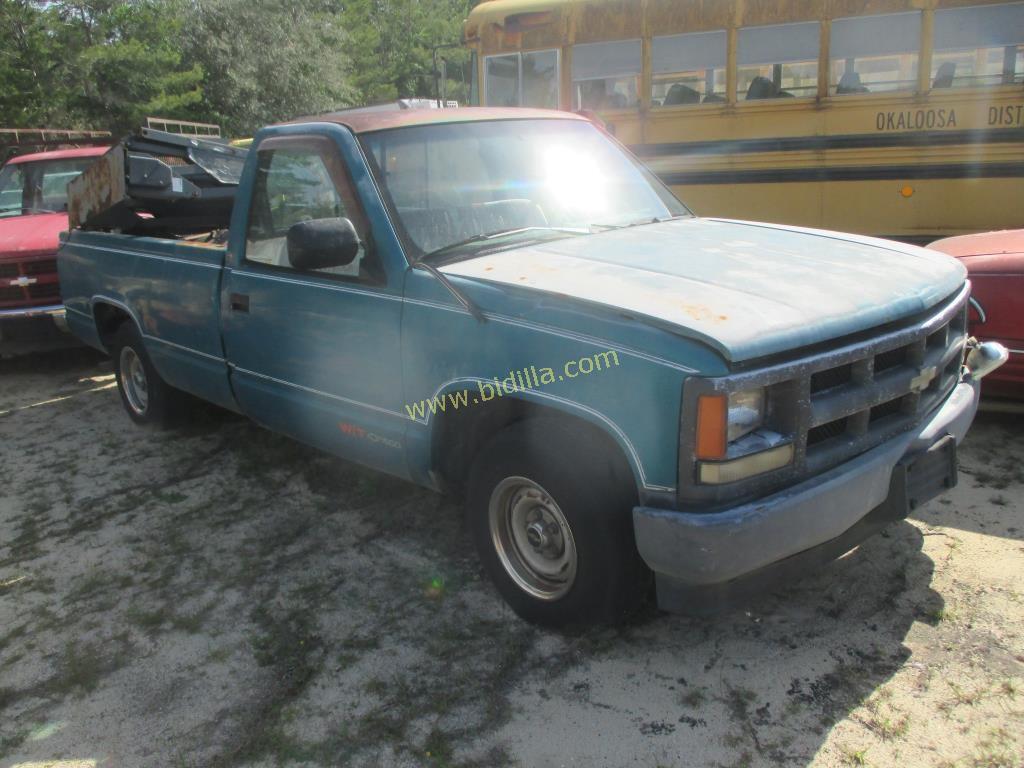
[281,106,585,135]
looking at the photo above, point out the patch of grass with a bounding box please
[947,680,986,707]
[873,712,909,741]
[53,640,115,696]
[680,686,708,708]
[928,607,958,623]
[153,489,189,505]
[0,728,29,759]
[222,605,324,764]
[839,745,869,766]
[971,727,1018,768]
[127,605,171,632]
[424,727,455,765]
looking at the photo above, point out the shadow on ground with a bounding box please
[3,353,1019,768]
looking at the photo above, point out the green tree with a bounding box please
[340,0,474,105]
[184,0,355,136]
[0,0,203,134]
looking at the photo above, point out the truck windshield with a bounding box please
[0,158,94,218]
[360,118,690,260]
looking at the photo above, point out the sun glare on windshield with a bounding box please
[543,144,610,216]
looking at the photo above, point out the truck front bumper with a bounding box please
[0,304,71,351]
[633,373,984,613]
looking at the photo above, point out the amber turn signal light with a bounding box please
[695,394,728,460]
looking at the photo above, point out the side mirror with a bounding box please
[287,218,360,271]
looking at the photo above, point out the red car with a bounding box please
[928,230,1024,400]
[0,145,109,352]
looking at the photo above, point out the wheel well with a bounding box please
[92,303,133,351]
[432,396,637,499]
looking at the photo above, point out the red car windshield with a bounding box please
[0,157,94,218]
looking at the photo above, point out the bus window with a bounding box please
[469,51,480,106]
[830,12,919,94]
[651,30,727,106]
[484,50,560,107]
[572,39,642,109]
[737,21,819,100]
[932,3,1024,88]
[485,54,519,106]
[522,50,559,108]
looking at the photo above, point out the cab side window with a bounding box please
[245,139,377,281]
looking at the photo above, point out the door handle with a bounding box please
[230,293,250,312]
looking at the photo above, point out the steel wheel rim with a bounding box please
[488,476,577,601]
[119,346,149,415]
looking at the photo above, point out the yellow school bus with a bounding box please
[464,0,1024,242]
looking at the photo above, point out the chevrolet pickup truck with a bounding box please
[58,107,1007,626]
[1,146,108,351]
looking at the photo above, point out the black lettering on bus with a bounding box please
[988,105,1024,126]
[947,109,957,127]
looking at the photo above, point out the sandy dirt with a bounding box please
[0,349,1021,768]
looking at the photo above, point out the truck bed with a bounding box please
[58,229,236,410]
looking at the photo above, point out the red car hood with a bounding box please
[0,212,69,259]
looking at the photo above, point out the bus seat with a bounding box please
[663,83,700,105]
[837,71,869,94]
[746,76,779,100]
[702,93,725,103]
[933,62,956,88]
[607,91,628,108]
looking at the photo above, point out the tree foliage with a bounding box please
[1,0,202,134]
[184,0,354,135]
[340,0,474,106]
[0,0,475,137]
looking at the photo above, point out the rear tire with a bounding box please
[466,419,649,627]
[112,322,182,427]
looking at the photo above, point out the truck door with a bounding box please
[220,132,409,479]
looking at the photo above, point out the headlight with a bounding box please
[694,387,792,483]
[695,388,765,459]
[727,389,764,442]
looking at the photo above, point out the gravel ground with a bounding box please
[0,348,1021,768]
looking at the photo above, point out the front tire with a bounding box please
[466,419,649,627]
[112,322,181,427]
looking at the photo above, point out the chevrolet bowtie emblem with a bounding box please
[909,365,938,393]
[9,276,37,287]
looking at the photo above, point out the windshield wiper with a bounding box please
[419,226,584,264]
[589,216,679,231]
[412,260,487,323]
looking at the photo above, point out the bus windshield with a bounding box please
[0,158,94,218]
[360,118,690,259]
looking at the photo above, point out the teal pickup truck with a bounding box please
[58,107,1007,626]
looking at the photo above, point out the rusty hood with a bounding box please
[440,217,967,363]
